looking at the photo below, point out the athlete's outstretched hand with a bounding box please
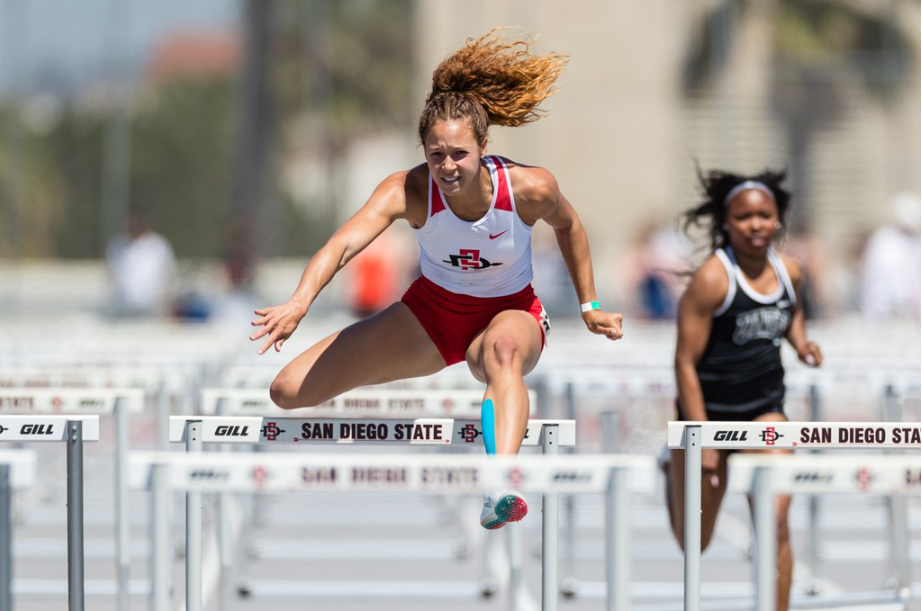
[582,310,623,341]
[250,298,309,355]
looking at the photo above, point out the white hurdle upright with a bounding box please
[668,420,922,611]
[0,388,144,610]
[131,447,654,611]
[0,415,100,611]
[0,449,37,611]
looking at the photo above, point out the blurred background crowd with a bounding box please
[0,0,918,329]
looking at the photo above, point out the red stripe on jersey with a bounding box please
[429,178,446,216]
[491,156,513,212]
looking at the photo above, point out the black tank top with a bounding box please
[696,247,796,414]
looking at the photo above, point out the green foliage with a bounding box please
[274,0,415,136]
[1,0,415,260]
[130,77,235,258]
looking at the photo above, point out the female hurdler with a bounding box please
[250,31,623,529]
[667,168,823,610]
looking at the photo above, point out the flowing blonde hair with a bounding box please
[418,28,568,146]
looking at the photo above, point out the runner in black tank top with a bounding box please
[664,168,823,611]
[692,246,796,421]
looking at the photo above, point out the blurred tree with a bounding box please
[131,77,236,258]
[0,105,68,257]
[0,0,415,261]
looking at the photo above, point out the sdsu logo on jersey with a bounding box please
[443,249,503,270]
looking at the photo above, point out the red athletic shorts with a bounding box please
[401,276,549,366]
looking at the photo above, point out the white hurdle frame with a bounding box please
[0,388,144,610]
[131,446,654,611]
[167,414,574,611]
[0,415,100,611]
[0,449,37,611]
[668,421,922,611]
[198,387,537,604]
[729,453,921,609]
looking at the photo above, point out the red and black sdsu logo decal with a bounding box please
[443,249,502,270]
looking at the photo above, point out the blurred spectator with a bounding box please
[106,208,176,317]
[621,218,693,320]
[859,192,921,320]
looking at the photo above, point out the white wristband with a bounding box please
[580,301,601,313]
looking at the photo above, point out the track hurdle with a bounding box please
[0,388,144,610]
[0,415,100,611]
[0,449,37,611]
[729,452,921,609]
[668,420,922,611]
[198,387,538,603]
[167,414,571,611]
[131,447,654,611]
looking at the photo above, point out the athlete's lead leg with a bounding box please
[465,310,543,454]
[467,309,543,530]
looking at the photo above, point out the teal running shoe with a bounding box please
[479,490,528,530]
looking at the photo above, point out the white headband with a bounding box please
[724,180,775,207]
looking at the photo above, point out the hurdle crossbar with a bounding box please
[667,421,921,611]
[169,414,574,447]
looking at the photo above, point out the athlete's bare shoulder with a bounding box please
[499,157,560,223]
[397,164,429,228]
[684,254,731,313]
[775,251,804,290]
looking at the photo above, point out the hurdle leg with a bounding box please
[0,464,11,611]
[542,423,559,611]
[508,520,523,610]
[560,383,578,597]
[753,467,776,611]
[603,411,629,611]
[67,419,86,611]
[115,401,131,611]
[806,384,822,595]
[186,421,203,611]
[150,464,172,611]
[216,399,234,608]
[883,385,911,599]
[683,425,701,611]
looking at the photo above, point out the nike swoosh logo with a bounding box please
[489,230,508,240]
[777,300,791,309]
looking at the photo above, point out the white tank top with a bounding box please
[414,156,534,298]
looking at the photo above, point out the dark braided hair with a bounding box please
[683,166,791,250]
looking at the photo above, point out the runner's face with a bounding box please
[724,189,779,258]
[423,120,484,196]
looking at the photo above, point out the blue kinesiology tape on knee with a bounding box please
[481,399,496,455]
